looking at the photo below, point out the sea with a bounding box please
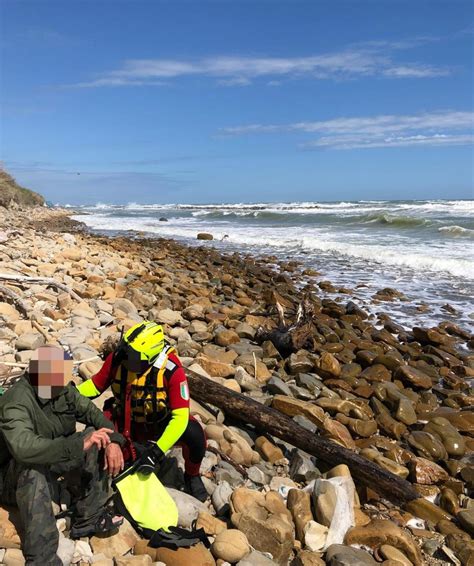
[71,200,474,331]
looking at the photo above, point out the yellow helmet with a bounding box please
[122,321,166,365]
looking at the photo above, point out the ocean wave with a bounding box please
[438,225,474,238]
[358,213,430,228]
[75,213,473,280]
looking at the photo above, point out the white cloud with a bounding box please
[383,65,451,78]
[302,133,474,149]
[221,110,474,150]
[69,38,450,88]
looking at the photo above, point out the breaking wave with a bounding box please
[438,225,474,238]
[358,213,430,228]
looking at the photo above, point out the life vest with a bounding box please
[111,345,177,426]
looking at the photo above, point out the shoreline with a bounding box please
[72,205,474,334]
[0,205,473,565]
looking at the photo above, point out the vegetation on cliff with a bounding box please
[0,169,45,208]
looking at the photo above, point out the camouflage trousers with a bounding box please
[0,441,110,566]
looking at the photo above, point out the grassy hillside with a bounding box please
[0,169,45,208]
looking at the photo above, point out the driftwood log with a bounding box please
[0,273,82,302]
[187,368,420,505]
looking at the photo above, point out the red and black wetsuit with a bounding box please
[89,352,206,476]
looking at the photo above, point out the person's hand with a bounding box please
[111,340,127,368]
[105,442,124,477]
[83,428,113,451]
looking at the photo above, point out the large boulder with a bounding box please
[344,519,422,566]
[230,488,295,565]
[211,529,250,562]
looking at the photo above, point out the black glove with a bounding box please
[111,340,127,368]
[134,442,164,475]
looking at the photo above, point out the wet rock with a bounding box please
[320,417,356,450]
[424,417,466,457]
[458,508,474,537]
[404,498,452,523]
[359,364,391,383]
[344,519,422,566]
[360,448,409,479]
[316,398,372,421]
[439,488,460,515]
[356,350,378,367]
[315,352,341,379]
[394,365,432,389]
[335,414,378,438]
[428,407,474,434]
[371,398,407,440]
[325,544,377,566]
[211,529,250,562]
[394,398,417,426]
[407,431,448,461]
[272,395,325,428]
[197,233,214,240]
[288,352,314,375]
[413,326,453,346]
[408,456,449,485]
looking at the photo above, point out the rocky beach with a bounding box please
[0,204,472,566]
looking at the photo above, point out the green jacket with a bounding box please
[0,376,125,468]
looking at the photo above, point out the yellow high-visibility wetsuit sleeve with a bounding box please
[156,408,189,453]
[77,378,101,398]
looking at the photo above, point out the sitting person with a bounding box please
[0,346,125,566]
[78,321,208,501]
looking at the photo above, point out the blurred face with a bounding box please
[122,346,150,375]
[28,346,73,399]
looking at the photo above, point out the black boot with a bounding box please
[184,473,208,502]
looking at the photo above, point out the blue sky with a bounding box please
[1,0,473,204]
